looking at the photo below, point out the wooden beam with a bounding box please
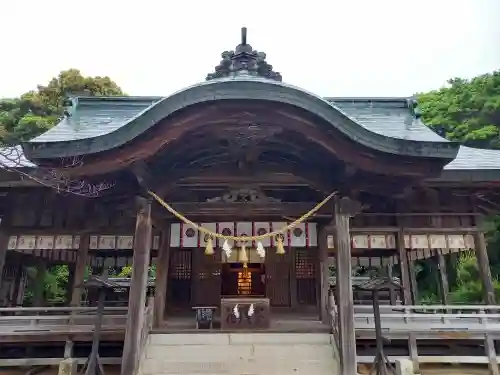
[153,224,171,328]
[333,197,356,375]
[121,197,152,375]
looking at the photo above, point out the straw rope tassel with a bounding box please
[205,236,214,255]
[276,235,285,255]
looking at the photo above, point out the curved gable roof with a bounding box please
[23,78,459,161]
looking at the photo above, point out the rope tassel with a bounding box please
[276,235,285,255]
[205,236,214,255]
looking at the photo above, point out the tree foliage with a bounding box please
[0,69,124,144]
[417,70,500,149]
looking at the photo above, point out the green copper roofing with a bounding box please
[22,78,460,161]
[22,28,460,162]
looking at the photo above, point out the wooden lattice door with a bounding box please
[295,249,317,305]
[167,249,192,309]
[192,249,221,306]
[266,248,291,306]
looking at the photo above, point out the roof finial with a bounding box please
[205,27,282,82]
[241,27,247,45]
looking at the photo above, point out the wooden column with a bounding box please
[33,262,47,307]
[70,234,90,307]
[408,261,419,304]
[396,226,419,372]
[334,197,356,375]
[431,212,449,304]
[396,229,412,305]
[387,264,396,305]
[435,252,449,304]
[121,197,152,375]
[474,222,496,305]
[318,224,330,324]
[0,215,11,292]
[153,224,171,328]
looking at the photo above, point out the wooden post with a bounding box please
[396,227,420,373]
[65,263,76,305]
[431,213,449,304]
[435,251,449,304]
[334,197,356,375]
[153,225,171,328]
[318,224,330,324]
[121,197,152,375]
[0,213,11,293]
[408,261,419,304]
[387,264,396,305]
[33,262,47,307]
[396,229,412,305]
[70,234,90,307]
[474,228,496,305]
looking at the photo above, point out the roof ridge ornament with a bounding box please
[206,27,282,82]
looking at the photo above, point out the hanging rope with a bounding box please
[148,190,337,242]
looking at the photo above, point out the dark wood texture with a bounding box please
[153,226,170,327]
[192,248,221,306]
[121,197,152,375]
[266,248,291,307]
[334,197,356,375]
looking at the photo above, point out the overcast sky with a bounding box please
[1,0,499,99]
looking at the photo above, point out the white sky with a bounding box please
[1,0,499,98]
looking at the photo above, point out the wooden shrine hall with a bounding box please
[1,28,500,374]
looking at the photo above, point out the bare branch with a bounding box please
[0,145,115,197]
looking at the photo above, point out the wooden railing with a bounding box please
[0,306,129,335]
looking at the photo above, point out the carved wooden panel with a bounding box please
[266,248,290,307]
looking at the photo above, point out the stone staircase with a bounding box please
[138,332,340,375]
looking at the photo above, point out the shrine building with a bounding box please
[1,28,500,374]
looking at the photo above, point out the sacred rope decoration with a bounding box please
[148,190,337,267]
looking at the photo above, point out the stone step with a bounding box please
[148,332,333,346]
[139,333,339,375]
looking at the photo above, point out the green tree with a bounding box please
[418,70,500,149]
[1,69,125,305]
[0,69,125,144]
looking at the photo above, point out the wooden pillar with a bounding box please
[121,197,152,375]
[435,252,449,304]
[65,263,76,305]
[431,212,449,304]
[0,218,11,293]
[474,227,496,305]
[396,229,412,305]
[318,224,330,324]
[70,234,90,307]
[153,224,171,328]
[396,227,420,373]
[387,264,396,305]
[10,262,24,306]
[408,261,419,304]
[334,197,356,375]
[33,262,47,307]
